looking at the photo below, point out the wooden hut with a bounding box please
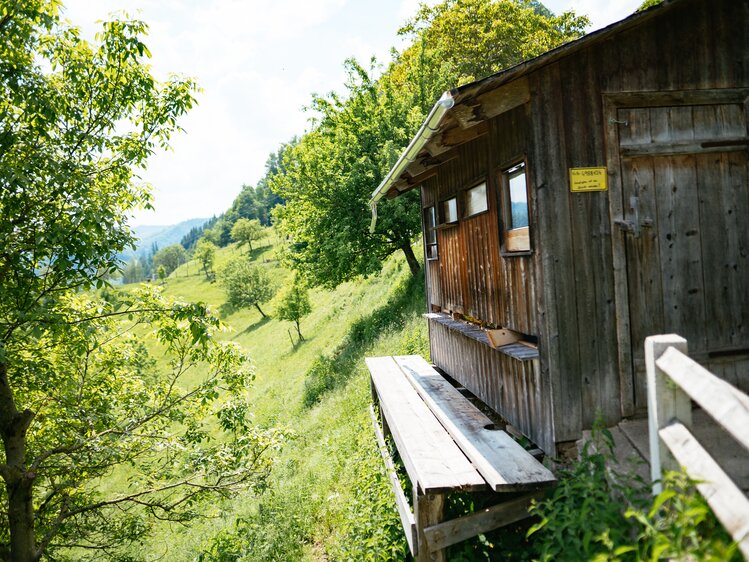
[370,0,749,455]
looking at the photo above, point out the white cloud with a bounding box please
[61,0,644,225]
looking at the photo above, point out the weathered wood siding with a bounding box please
[421,106,534,333]
[420,107,553,449]
[429,320,554,455]
[420,0,748,451]
[528,0,749,442]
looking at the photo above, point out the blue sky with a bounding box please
[62,0,642,226]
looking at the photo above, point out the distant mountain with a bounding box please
[123,218,209,260]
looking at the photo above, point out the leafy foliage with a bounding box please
[638,0,664,11]
[218,258,275,319]
[271,59,424,288]
[0,6,282,560]
[231,218,264,253]
[152,243,187,276]
[194,238,217,280]
[605,471,740,562]
[271,0,587,288]
[1,288,284,561]
[274,278,312,342]
[399,0,588,86]
[198,142,294,250]
[528,424,649,561]
[528,423,740,562]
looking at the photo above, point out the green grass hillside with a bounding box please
[135,230,425,560]
[113,229,738,562]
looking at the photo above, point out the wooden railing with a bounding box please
[645,334,749,558]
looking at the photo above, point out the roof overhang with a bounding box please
[369,0,682,232]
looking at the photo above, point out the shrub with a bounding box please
[198,484,318,562]
[326,424,408,561]
[528,421,740,561]
[301,355,339,408]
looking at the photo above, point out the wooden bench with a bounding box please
[367,355,555,561]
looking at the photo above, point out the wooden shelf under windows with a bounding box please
[424,313,539,361]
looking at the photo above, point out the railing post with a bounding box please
[645,334,692,495]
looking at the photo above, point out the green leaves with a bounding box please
[0,8,198,341]
[218,257,276,317]
[230,217,263,253]
[271,0,588,288]
[528,426,740,562]
[274,277,312,342]
[0,9,280,561]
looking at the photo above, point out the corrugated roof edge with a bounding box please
[368,0,680,232]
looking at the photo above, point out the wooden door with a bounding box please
[606,90,749,413]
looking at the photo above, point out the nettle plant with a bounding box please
[528,423,739,562]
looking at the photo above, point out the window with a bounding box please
[501,162,531,252]
[424,206,438,260]
[464,182,488,217]
[441,197,458,224]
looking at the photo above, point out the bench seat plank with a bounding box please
[367,356,486,494]
[394,355,556,491]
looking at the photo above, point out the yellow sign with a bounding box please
[569,167,608,192]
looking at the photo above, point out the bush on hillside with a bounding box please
[528,423,740,562]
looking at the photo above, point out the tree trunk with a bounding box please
[295,320,304,342]
[401,243,420,277]
[0,361,38,562]
[254,303,267,318]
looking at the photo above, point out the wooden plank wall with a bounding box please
[528,0,749,441]
[420,107,551,447]
[421,106,534,334]
[429,320,555,454]
[420,0,748,449]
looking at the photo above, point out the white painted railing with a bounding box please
[645,334,749,558]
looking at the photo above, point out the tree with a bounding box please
[271,0,587,288]
[194,239,217,280]
[156,264,167,282]
[219,258,275,319]
[152,243,187,276]
[203,216,233,247]
[275,279,312,342]
[638,0,663,10]
[121,258,145,284]
[231,218,264,253]
[271,60,424,287]
[0,7,280,561]
[398,0,588,86]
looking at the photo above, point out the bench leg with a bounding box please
[370,378,392,440]
[414,489,445,562]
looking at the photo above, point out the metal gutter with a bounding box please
[369,91,455,232]
[367,0,679,233]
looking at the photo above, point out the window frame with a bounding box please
[423,205,438,260]
[499,160,532,255]
[463,181,489,219]
[439,196,459,226]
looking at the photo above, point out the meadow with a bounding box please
[130,230,423,560]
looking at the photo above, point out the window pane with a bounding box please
[442,197,458,223]
[465,182,488,216]
[508,165,528,229]
[424,206,437,244]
